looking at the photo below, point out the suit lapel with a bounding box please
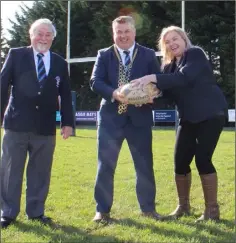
[47,51,54,79]
[129,43,139,78]
[164,55,185,74]
[167,60,176,73]
[38,51,56,90]
[132,43,139,63]
[111,46,121,85]
[39,51,54,88]
[27,46,38,79]
[26,46,41,88]
[174,54,185,72]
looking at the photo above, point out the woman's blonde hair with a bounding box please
[158,26,192,67]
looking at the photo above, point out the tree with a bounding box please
[2,1,234,109]
[1,19,9,67]
[185,1,235,108]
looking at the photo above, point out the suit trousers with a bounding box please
[1,129,56,218]
[94,119,156,213]
[174,115,225,175]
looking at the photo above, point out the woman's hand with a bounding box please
[130,74,157,89]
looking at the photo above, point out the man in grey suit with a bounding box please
[0,18,74,228]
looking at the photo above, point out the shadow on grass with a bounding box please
[11,216,235,243]
[111,217,235,243]
[179,219,236,242]
[14,220,123,243]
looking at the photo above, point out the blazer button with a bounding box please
[36,106,39,109]
[38,92,41,95]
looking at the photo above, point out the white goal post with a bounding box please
[66,1,185,65]
[67,51,162,64]
[66,2,185,135]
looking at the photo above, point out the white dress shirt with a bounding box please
[115,43,135,65]
[33,48,50,76]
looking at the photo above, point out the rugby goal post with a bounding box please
[66,1,185,135]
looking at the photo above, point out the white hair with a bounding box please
[29,18,57,38]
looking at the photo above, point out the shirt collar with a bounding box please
[115,43,135,56]
[33,48,50,59]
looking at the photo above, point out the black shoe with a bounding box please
[1,216,14,229]
[29,215,52,225]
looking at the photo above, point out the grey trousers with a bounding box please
[1,129,56,219]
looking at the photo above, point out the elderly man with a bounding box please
[90,15,163,223]
[1,18,74,228]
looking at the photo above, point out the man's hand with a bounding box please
[61,126,73,140]
[112,87,128,104]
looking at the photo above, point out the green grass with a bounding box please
[1,128,235,243]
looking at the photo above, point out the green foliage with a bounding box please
[1,19,9,67]
[185,1,235,108]
[1,1,235,109]
[1,128,235,243]
[1,20,4,47]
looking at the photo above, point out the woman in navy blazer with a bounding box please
[131,26,228,222]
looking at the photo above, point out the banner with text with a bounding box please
[153,110,176,122]
[56,111,97,122]
[56,110,235,122]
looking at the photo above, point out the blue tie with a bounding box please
[37,53,47,85]
[123,50,131,66]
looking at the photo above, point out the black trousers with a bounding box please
[174,115,225,175]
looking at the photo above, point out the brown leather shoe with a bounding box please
[141,211,164,221]
[93,212,111,223]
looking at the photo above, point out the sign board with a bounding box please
[56,109,235,123]
[153,110,176,122]
[228,109,235,122]
[56,111,97,122]
[75,111,97,121]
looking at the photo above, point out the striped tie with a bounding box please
[123,50,131,66]
[37,53,47,85]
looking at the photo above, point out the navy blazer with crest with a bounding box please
[90,43,160,128]
[155,46,228,123]
[1,46,74,135]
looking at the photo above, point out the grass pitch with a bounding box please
[1,127,235,243]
